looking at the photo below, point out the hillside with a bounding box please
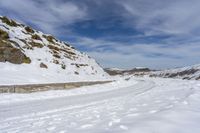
[105,65,200,81]
[0,16,109,85]
[150,64,200,80]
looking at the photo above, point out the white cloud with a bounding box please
[120,0,200,36]
[1,0,200,69]
[0,0,87,34]
[73,37,200,69]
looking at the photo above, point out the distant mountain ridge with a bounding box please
[0,16,109,85]
[149,64,200,80]
[104,67,151,76]
[106,64,200,80]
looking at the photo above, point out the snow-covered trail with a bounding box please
[0,78,200,133]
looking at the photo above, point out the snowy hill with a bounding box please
[0,16,109,85]
[150,64,200,80]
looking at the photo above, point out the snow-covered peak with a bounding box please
[150,64,200,80]
[0,16,109,85]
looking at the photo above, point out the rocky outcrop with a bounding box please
[0,47,31,64]
[0,28,31,64]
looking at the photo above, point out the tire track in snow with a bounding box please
[0,80,155,122]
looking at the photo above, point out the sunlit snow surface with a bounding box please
[1,77,200,133]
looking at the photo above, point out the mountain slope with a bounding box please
[150,64,200,80]
[0,16,109,85]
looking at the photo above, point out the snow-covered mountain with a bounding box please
[150,64,200,80]
[105,64,200,81]
[0,16,109,85]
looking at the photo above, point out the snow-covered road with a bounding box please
[1,77,200,133]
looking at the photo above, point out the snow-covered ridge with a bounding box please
[150,64,200,80]
[0,16,109,85]
[105,64,200,80]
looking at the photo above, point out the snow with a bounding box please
[0,77,137,104]
[1,77,200,133]
[0,62,109,85]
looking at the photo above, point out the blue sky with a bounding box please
[1,0,200,69]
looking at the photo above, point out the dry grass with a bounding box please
[29,41,43,48]
[25,26,34,34]
[0,16,19,27]
[0,29,9,40]
[32,34,42,41]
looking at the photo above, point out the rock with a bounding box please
[0,47,31,64]
[40,62,48,69]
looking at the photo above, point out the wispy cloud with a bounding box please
[120,0,200,36]
[1,0,200,69]
[73,37,200,69]
[0,0,88,34]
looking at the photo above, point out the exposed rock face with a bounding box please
[0,47,30,64]
[0,28,31,64]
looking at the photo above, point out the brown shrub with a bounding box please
[48,45,60,51]
[0,29,9,40]
[0,40,13,47]
[0,16,19,27]
[61,64,66,69]
[43,35,55,43]
[53,54,61,59]
[23,56,31,64]
[25,26,34,34]
[32,34,42,41]
[53,59,59,64]
[29,41,43,48]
